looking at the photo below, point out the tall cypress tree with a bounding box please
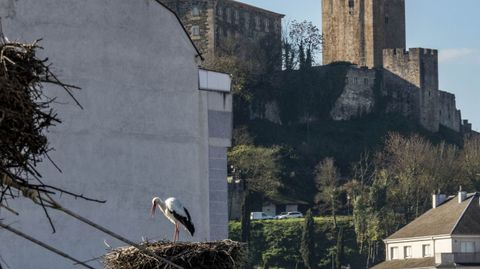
[299,41,306,70]
[336,226,345,269]
[306,48,313,69]
[300,209,315,269]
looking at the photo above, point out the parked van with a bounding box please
[250,212,274,220]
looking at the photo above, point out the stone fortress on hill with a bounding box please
[161,0,474,134]
[323,0,473,133]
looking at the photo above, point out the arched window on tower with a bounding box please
[348,0,355,14]
[192,6,200,17]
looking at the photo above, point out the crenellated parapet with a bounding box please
[383,48,438,91]
[381,48,440,132]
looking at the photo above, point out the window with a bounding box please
[234,10,239,24]
[274,20,280,32]
[390,247,399,260]
[364,78,369,85]
[385,15,389,24]
[461,242,475,253]
[255,16,260,30]
[192,6,200,17]
[191,26,200,36]
[217,7,223,18]
[244,13,250,29]
[226,8,231,23]
[348,0,354,14]
[422,244,431,257]
[404,246,412,259]
[264,19,270,32]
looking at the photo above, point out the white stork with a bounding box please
[150,197,195,242]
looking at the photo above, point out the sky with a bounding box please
[241,0,480,131]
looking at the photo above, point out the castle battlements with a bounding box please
[383,48,438,59]
[322,0,465,133]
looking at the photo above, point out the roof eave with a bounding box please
[153,0,204,61]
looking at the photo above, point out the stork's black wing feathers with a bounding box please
[170,208,195,236]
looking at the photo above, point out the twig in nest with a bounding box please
[104,240,247,269]
[0,40,103,230]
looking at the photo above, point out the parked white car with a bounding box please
[276,211,303,219]
[250,212,275,220]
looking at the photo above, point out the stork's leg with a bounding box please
[175,223,180,242]
[176,224,180,242]
[173,225,177,242]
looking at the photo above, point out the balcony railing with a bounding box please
[453,252,480,263]
[436,252,480,265]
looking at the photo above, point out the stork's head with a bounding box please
[151,197,161,217]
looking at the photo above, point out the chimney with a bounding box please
[458,186,467,203]
[432,193,447,208]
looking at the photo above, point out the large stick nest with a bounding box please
[103,240,247,269]
[0,39,91,220]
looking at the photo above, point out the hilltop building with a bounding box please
[322,0,468,133]
[322,0,406,68]
[0,1,231,268]
[372,192,480,269]
[158,0,284,61]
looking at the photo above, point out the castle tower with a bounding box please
[322,0,406,68]
[383,48,440,132]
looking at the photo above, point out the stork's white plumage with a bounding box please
[151,197,195,242]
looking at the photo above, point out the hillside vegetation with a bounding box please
[209,21,479,268]
[229,217,366,269]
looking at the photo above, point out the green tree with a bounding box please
[314,157,339,228]
[228,145,285,243]
[202,53,252,124]
[283,20,322,69]
[460,136,480,189]
[300,209,316,269]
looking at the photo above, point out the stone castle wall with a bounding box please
[439,91,461,132]
[331,67,376,120]
[383,48,440,132]
[382,0,406,50]
[322,0,405,68]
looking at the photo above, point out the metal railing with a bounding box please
[452,252,480,263]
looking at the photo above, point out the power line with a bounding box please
[0,222,97,269]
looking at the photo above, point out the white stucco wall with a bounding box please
[435,238,453,253]
[385,236,452,260]
[0,0,230,268]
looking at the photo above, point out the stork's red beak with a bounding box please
[150,203,156,217]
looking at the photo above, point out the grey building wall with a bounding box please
[0,0,230,268]
[206,91,232,240]
[159,0,283,68]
